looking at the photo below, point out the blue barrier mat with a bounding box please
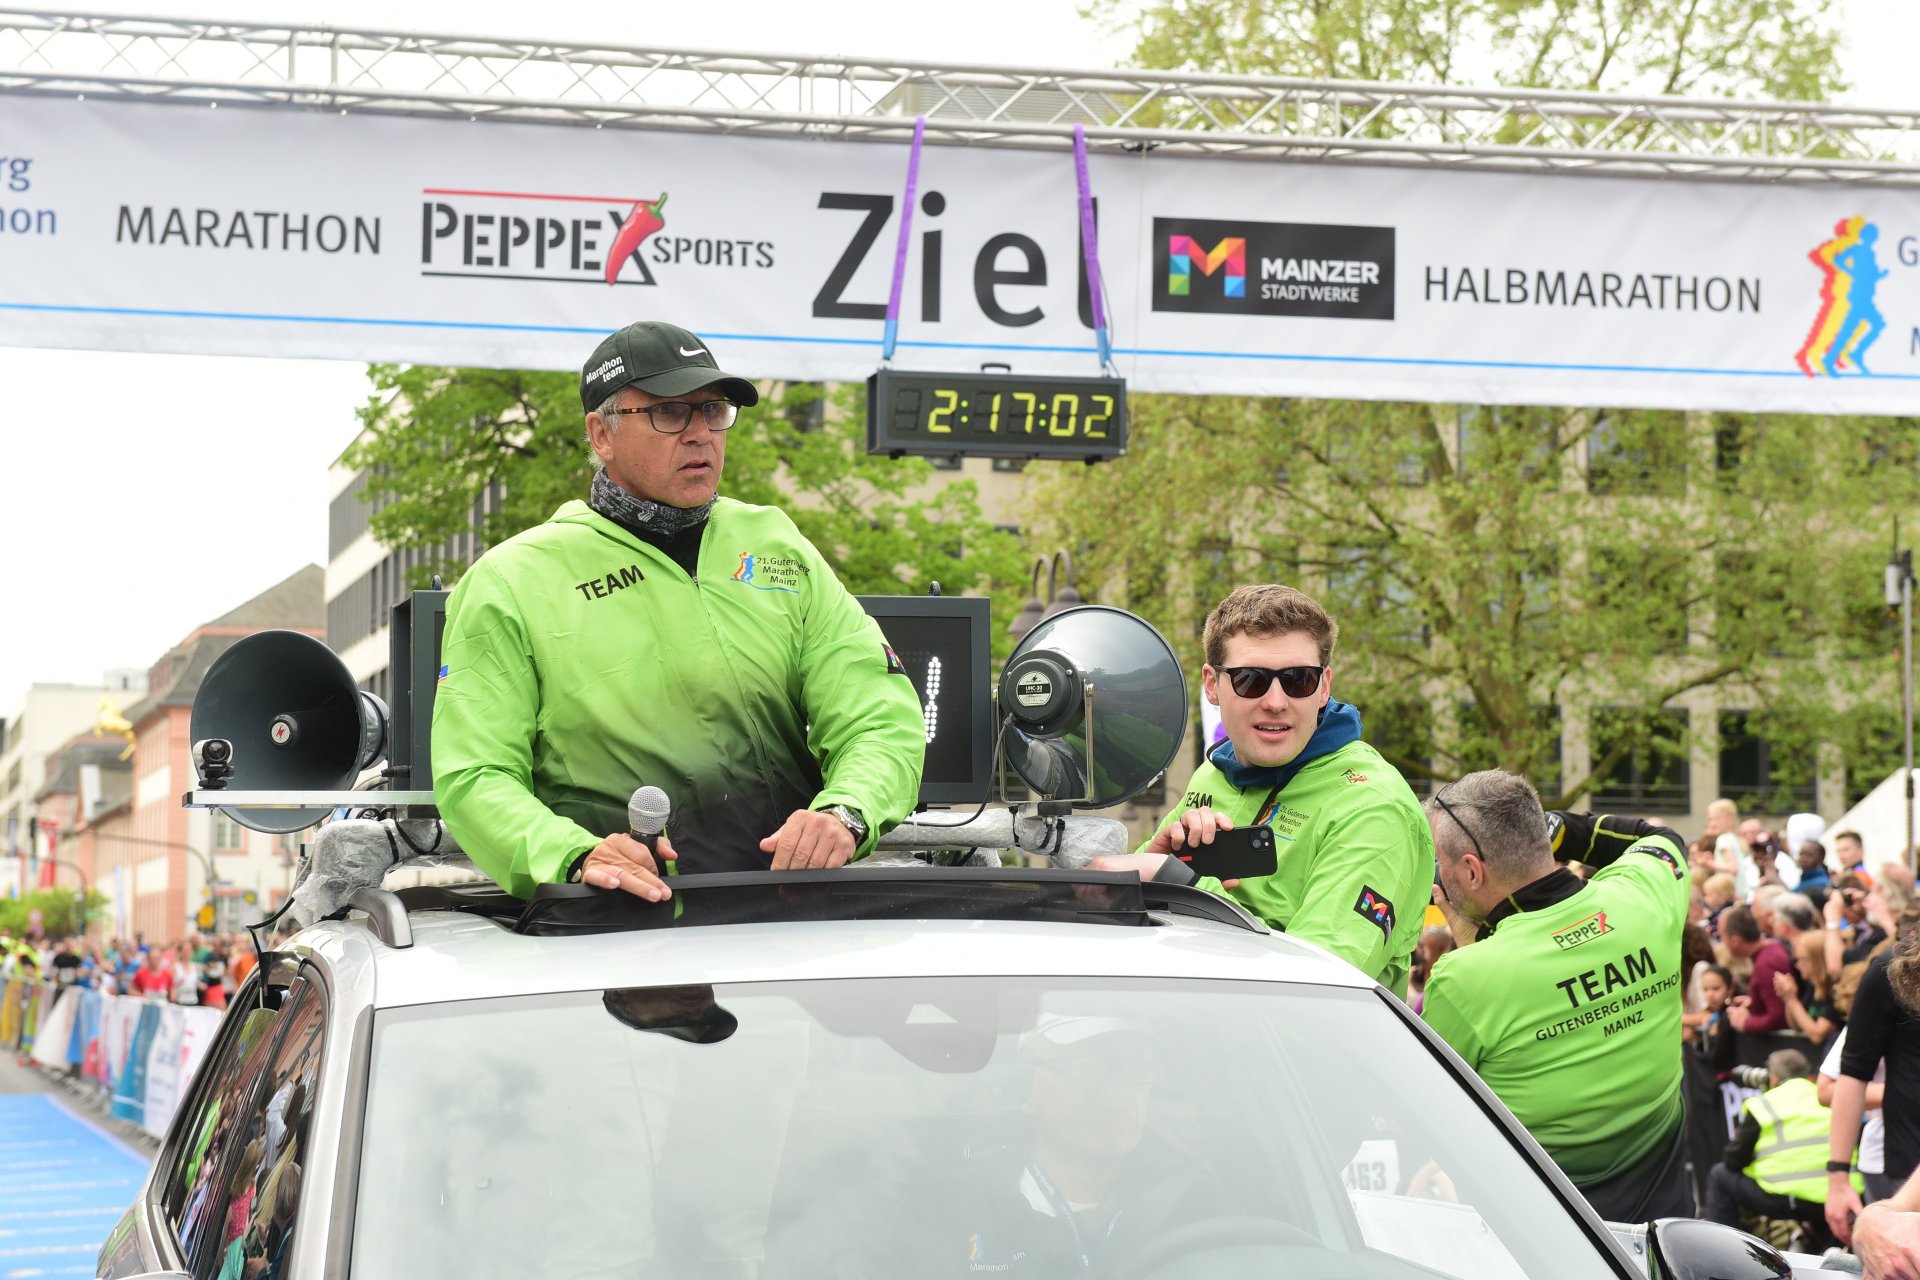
[0,1094,151,1279]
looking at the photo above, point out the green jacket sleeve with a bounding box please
[794,546,926,854]
[431,561,601,898]
[1421,955,1485,1070]
[1278,802,1426,981]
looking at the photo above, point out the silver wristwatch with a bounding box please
[819,805,869,845]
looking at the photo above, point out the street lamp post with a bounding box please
[1889,546,1916,872]
[1008,549,1083,643]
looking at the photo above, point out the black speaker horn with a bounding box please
[190,630,389,833]
[998,605,1187,808]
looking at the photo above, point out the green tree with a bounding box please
[1038,396,1915,806]
[1035,0,1874,808]
[0,888,108,942]
[1091,0,1844,100]
[344,369,1026,642]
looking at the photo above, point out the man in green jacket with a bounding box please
[1091,584,1433,996]
[432,321,925,900]
[1420,770,1693,1221]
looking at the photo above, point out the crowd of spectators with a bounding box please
[1673,797,1920,1257]
[1,931,258,1009]
[1682,801,1905,1065]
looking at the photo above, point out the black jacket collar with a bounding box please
[1483,867,1586,935]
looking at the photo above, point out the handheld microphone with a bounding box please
[628,785,671,857]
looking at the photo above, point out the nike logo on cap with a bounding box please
[679,345,707,357]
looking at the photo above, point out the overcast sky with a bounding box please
[3,0,1916,716]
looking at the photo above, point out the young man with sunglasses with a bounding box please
[1420,770,1694,1221]
[433,321,924,900]
[1090,584,1434,997]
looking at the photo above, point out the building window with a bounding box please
[1718,711,1817,814]
[212,813,245,850]
[1588,708,1691,812]
[929,455,964,471]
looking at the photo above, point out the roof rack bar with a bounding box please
[345,886,414,949]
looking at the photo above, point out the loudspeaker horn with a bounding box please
[190,630,389,833]
[998,605,1187,808]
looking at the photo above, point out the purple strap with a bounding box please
[1074,125,1111,367]
[882,116,926,361]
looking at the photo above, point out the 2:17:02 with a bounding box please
[925,389,1115,439]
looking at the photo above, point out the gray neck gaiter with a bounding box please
[588,468,716,539]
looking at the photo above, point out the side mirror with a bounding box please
[1647,1217,1792,1280]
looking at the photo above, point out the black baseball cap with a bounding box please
[579,321,760,412]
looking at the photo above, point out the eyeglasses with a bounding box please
[1219,665,1326,699]
[603,400,739,434]
[1431,784,1487,864]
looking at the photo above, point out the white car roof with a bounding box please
[301,906,1379,1010]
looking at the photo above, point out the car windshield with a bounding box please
[350,977,1622,1280]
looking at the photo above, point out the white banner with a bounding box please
[6,96,1920,413]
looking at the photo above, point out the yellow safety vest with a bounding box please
[1742,1077,1847,1202]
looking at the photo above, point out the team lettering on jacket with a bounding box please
[575,564,645,600]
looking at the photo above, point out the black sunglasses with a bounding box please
[1220,665,1326,699]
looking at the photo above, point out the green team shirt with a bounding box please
[1421,820,1689,1187]
[432,497,926,896]
[1145,738,1433,997]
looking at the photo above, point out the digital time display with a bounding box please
[866,370,1129,462]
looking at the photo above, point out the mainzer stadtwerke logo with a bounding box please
[1152,216,1395,320]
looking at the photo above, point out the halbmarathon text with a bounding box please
[1426,267,1761,312]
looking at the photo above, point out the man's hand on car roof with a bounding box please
[760,809,856,871]
[580,833,677,901]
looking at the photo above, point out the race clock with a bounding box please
[866,369,1128,462]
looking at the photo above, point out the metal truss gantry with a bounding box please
[5,9,1920,184]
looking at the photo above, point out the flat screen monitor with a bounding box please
[858,595,993,808]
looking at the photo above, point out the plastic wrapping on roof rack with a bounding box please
[874,805,1130,867]
[286,817,473,930]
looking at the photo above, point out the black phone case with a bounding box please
[1175,826,1277,880]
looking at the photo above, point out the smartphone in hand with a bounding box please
[1175,825,1277,880]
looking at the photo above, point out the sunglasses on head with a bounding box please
[1219,665,1326,699]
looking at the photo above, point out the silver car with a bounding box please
[95,868,1819,1280]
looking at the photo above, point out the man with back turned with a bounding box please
[1421,770,1693,1220]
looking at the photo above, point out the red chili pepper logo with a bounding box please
[604,192,668,285]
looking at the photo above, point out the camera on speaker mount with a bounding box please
[192,738,236,790]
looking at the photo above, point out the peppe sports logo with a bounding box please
[1550,911,1612,951]
[1154,216,1395,320]
[420,186,774,288]
[883,643,907,676]
[1342,768,1369,784]
[1353,886,1396,941]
